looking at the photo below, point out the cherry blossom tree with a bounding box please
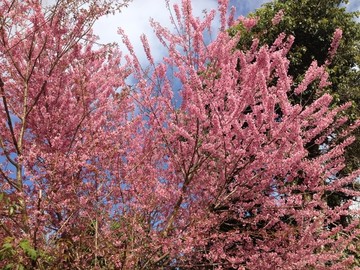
[0,0,359,269]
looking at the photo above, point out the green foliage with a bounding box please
[232,0,360,172]
[19,240,37,261]
[233,0,360,88]
[0,237,53,269]
[0,238,16,262]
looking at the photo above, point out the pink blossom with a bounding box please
[272,9,284,25]
[325,28,343,65]
[238,16,259,31]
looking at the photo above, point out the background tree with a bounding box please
[224,0,360,264]
[0,0,359,269]
[230,0,360,173]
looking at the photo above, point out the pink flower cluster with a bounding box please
[272,9,284,26]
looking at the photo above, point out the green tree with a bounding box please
[226,0,360,265]
[231,0,360,173]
